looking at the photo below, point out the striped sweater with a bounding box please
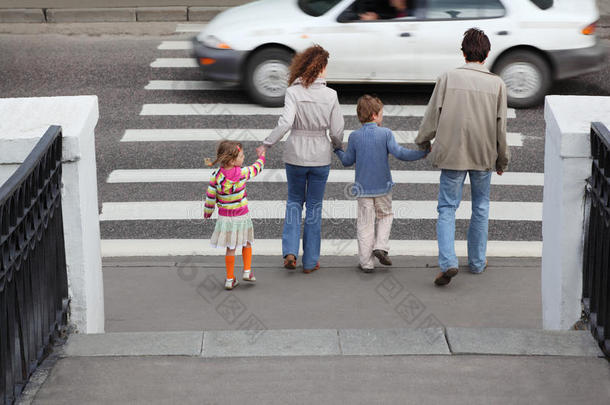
[204,157,265,218]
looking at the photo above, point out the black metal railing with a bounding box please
[583,122,610,356]
[0,126,69,405]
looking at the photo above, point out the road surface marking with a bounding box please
[99,200,542,221]
[144,80,236,91]
[107,169,542,186]
[150,58,198,68]
[121,128,524,147]
[158,41,194,50]
[141,103,517,118]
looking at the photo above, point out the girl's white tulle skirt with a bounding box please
[210,213,254,249]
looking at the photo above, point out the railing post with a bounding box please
[0,96,103,334]
[542,96,610,330]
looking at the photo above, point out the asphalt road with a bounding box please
[0,25,609,250]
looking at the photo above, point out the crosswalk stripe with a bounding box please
[99,200,542,221]
[100,239,542,257]
[140,104,517,118]
[158,41,193,50]
[120,128,524,147]
[175,23,207,32]
[107,169,543,186]
[150,58,199,68]
[144,80,236,91]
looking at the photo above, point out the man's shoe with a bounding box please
[434,268,459,286]
[373,250,392,266]
[359,264,375,273]
[303,262,320,274]
[283,254,297,270]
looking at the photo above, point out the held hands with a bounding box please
[256,145,267,158]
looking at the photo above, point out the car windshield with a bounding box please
[298,0,344,16]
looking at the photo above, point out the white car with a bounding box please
[193,0,605,108]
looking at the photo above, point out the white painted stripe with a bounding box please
[158,41,193,50]
[121,128,524,147]
[101,239,542,257]
[107,169,543,186]
[150,58,198,68]
[175,23,207,32]
[141,103,517,118]
[99,200,542,221]
[144,80,236,91]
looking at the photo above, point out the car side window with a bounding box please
[423,0,505,20]
[338,0,420,23]
[299,0,344,17]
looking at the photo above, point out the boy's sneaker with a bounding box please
[225,278,239,290]
[243,270,256,282]
[359,264,375,273]
[373,250,392,266]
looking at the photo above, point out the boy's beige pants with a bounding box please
[357,193,393,269]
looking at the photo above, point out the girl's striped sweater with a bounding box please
[204,157,265,218]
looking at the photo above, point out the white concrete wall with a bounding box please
[542,96,610,330]
[0,96,104,334]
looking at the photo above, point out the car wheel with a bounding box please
[245,48,292,107]
[493,50,552,108]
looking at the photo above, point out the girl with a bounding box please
[204,141,265,290]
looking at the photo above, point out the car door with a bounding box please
[306,20,390,81]
[301,1,393,81]
[407,0,514,80]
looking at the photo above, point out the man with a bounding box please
[358,0,410,20]
[415,28,509,287]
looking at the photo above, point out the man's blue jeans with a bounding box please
[437,169,492,273]
[283,164,330,269]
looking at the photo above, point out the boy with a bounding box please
[335,95,428,272]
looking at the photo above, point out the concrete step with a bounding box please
[31,354,610,404]
[61,328,603,358]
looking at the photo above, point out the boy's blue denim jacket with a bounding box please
[335,123,428,197]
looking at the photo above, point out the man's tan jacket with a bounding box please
[415,63,509,172]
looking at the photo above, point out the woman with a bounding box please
[259,45,344,273]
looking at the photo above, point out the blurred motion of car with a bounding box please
[193,0,605,108]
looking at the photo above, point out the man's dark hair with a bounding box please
[461,28,491,63]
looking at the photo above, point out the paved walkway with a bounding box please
[103,256,542,332]
[16,256,610,404]
[29,349,610,404]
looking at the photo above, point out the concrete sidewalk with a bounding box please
[28,351,610,404]
[17,256,610,404]
[102,256,543,332]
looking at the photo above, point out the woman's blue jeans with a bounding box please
[283,163,330,269]
[437,169,492,273]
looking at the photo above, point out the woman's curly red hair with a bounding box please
[288,45,329,88]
